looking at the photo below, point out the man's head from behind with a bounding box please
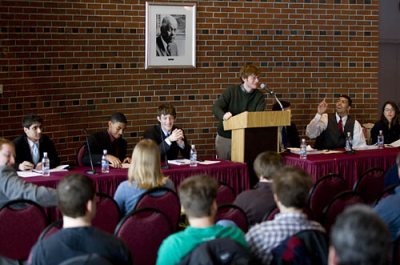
[0,138,15,167]
[329,205,391,265]
[272,166,312,209]
[160,15,178,44]
[22,114,43,142]
[179,175,218,219]
[253,151,282,181]
[108,112,127,140]
[57,174,96,219]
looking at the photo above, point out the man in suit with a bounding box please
[144,104,190,161]
[13,114,60,171]
[0,138,57,265]
[306,95,366,150]
[83,112,130,168]
[156,15,178,56]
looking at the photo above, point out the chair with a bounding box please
[134,187,181,231]
[374,183,399,206]
[76,144,86,166]
[38,219,63,240]
[263,206,280,221]
[307,173,348,222]
[0,199,48,261]
[322,191,365,232]
[216,181,236,206]
[58,254,113,265]
[92,192,121,234]
[115,208,174,265]
[353,167,385,204]
[271,229,328,265]
[216,204,249,233]
[362,122,374,145]
[179,238,253,265]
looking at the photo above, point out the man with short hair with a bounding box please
[156,15,178,56]
[83,112,130,168]
[0,138,57,208]
[306,95,366,149]
[329,205,391,265]
[246,166,325,265]
[13,114,60,171]
[28,174,132,265]
[234,151,282,226]
[156,175,248,264]
[144,104,190,161]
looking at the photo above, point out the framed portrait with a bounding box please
[145,2,196,69]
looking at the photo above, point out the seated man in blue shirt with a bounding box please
[28,174,132,265]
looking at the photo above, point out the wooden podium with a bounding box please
[223,111,291,163]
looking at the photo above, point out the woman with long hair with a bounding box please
[114,139,175,216]
[371,101,400,144]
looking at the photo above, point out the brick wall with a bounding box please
[0,0,380,165]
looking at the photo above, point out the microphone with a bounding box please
[259,83,284,111]
[83,129,97,175]
[159,126,170,169]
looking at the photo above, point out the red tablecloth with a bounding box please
[282,147,399,188]
[23,160,249,196]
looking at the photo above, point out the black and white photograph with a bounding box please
[145,2,196,69]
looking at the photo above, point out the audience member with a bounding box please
[384,152,400,188]
[272,100,300,149]
[0,138,57,208]
[374,155,400,241]
[306,95,366,150]
[246,166,325,265]
[371,101,400,144]
[329,205,391,265]
[212,63,266,160]
[113,139,175,216]
[156,15,178,56]
[234,151,282,226]
[13,114,60,171]
[156,175,248,264]
[28,174,132,265]
[144,104,190,161]
[83,112,130,168]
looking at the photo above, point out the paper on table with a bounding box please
[168,159,191,165]
[387,139,400,148]
[198,160,221,165]
[17,171,43,178]
[352,145,380,151]
[32,164,69,174]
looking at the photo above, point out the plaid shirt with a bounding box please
[245,211,325,265]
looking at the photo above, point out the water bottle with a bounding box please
[345,132,353,152]
[377,130,384,149]
[101,149,109,173]
[299,139,307,160]
[42,152,50,176]
[190,144,198,167]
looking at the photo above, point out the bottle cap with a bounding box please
[191,144,195,149]
[103,149,107,154]
[43,152,48,157]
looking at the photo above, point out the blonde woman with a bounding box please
[114,139,175,216]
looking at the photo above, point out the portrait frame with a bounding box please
[145,2,196,69]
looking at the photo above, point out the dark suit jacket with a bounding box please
[13,134,60,169]
[143,125,190,161]
[83,130,128,166]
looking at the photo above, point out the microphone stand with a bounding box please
[160,126,170,169]
[83,129,97,175]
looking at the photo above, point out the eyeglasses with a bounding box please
[384,108,395,112]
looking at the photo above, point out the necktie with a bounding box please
[338,118,343,133]
[32,143,40,165]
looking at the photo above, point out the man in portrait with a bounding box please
[156,15,178,56]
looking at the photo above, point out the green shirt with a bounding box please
[156,224,248,265]
[212,85,265,138]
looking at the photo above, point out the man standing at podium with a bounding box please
[212,64,265,160]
